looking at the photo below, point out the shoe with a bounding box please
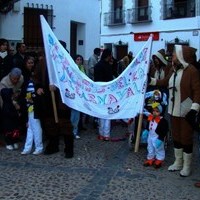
[154,159,163,168]
[32,150,43,155]
[97,135,104,140]
[13,143,19,150]
[104,137,110,141]
[6,145,14,150]
[43,147,59,155]
[75,135,80,139]
[21,150,31,155]
[194,181,200,188]
[143,159,155,167]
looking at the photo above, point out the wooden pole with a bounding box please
[134,35,153,152]
[50,89,59,123]
[134,113,143,152]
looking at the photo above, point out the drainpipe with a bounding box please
[99,0,102,47]
[197,0,200,60]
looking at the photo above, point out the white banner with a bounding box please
[40,15,152,119]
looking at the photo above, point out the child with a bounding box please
[145,89,168,115]
[1,88,21,150]
[21,56,44,155]
[143,102,168,168]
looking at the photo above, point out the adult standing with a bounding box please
[150,45,200,177]
[148,49,171,93]
[70,54,86,139]
[150,49,170,80]
[87,48,101,80]
[0,38,13,80]
[122,51,134,68]
[12,42,26,70]
[20,56,44,155]
[87,48,101,128]
[37,51,73,158]
[94,48,113,141]
[118,51,134,75]
[0,38,14,138]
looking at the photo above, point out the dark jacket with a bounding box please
[147,117,169,141]
[94,60,113,82]
[1,88,20,132]
[12,52,24,70]
[20,68,45,122]
[0,54,13,80]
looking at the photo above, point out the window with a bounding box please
[24,7,53,49]
[137,0,149,21]
[113,0,123,23]
[104,0,125,26]
[163,0,195,19]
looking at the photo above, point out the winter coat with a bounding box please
[0,53,13,80]
[94,60,113,82]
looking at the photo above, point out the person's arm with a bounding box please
[190,67,200,109]
[149,68,173,87]
[88,57,96,78]
[156,118,169,141]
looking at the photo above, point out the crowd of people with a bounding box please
[0,38,73,158]
[1,37,200,187]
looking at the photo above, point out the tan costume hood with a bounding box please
[174,45,197,68]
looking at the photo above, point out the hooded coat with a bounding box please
[151,45,200,117]
[150,49,170,80]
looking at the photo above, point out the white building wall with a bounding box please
[100,0,200,60]
[0,0,101,60]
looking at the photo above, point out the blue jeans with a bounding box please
[70,109,80,135]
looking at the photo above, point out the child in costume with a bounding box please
[144,89,168,115]
[143,102,168,168]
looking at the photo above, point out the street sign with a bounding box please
[134,32,159,41]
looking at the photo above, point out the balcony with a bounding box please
[103,9,125,26]
[127,6,152,24]
[163,1,195,19]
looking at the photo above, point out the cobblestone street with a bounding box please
[0,121,200,200]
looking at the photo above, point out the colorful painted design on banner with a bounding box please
[40,15,152,119]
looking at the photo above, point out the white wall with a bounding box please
[100,0,200,60]
[0,0,100,60]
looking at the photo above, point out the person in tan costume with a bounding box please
[148,49,171,93]
[150,49,171,80]
[122,51,133,68]
[150,45,200,177]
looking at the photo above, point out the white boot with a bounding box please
[168,148,183,171]
[180,153,192,177]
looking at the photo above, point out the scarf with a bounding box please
[147,114,161,123]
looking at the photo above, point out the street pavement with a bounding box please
[0,120,200,200]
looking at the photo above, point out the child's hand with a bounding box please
[12,100,20,110]
[155,139,163,148]
[36,88,44,95]
[14,104,20,110]
[143,108,150,116]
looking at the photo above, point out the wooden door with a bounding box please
[70,22,77,58]
[115,45,128,61]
